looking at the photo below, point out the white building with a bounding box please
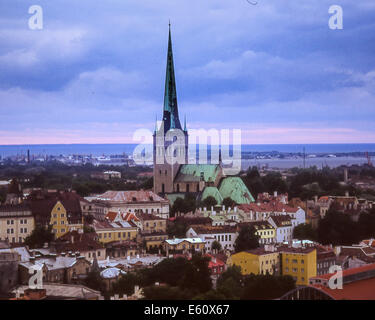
[186,225,238,252]
[267,215,293,243]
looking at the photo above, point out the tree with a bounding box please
[201,196,217,209]
[216,265,243,299]
[112,273,140,296]
[293,223,317,241]
[167,220,188,238]
[211,240,222,252]
[234,225,259,252]
[222,197,236,209]
[24,225,54,248]
[85,270,105,292]
[317,209,360,245]
[180,254,212,294]
[171,194,197,216]
[241,274,295,300]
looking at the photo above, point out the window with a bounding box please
[301,259,305,264]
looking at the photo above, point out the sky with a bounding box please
[0,0,375,145]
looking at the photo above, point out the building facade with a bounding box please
[0,204,34,243]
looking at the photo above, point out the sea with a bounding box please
[1,143,374,169]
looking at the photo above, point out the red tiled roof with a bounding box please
[106,211,118,222]
[312,263,375,281]
[239,202,298,214]
[312,276,375,300]
[190,225,237,235]
[206,254,225,268]
[95,190,167,203]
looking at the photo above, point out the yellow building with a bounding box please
[163,238,205,255]
[279,247,317,286]
[50,201,83,239]
[92,219,138,244]
[227,248,280,275]
[240,222,276,245]
[0,204,35,243]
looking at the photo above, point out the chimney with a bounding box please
[71,235,74,244]
[314,195,318,204]
[274,191,278,197]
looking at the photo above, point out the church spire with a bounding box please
[162,22,182,133]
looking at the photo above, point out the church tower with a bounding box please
[153,24,188,195]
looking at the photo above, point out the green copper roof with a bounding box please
[162,24,182,133]
[175,164,221,183]
[218,177,255,204]
[201,186,223,205]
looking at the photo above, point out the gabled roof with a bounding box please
[189,225,237,235]
[218,177,255,204]
[165,237,205,245]
[175,164,221,183]
[200,186,223,205]
[94,190,167,203]
[269,215,292,227]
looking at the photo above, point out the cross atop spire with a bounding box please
[162,22,182,133]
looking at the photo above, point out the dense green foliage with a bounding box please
[0,162,153,197]
[234,225,259,252]
[317,209,375,245]
[170,194,197,216]
[24,225,55,249]
[84,270,105,292]
[222,197,236,209]
[111,255,212,299]
[242,165,375,201]
[201,196,217,209]
[241,274,295,300]
[294,209,375,245]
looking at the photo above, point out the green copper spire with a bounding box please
[162,23,182,133]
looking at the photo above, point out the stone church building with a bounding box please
[153,25,254,206]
